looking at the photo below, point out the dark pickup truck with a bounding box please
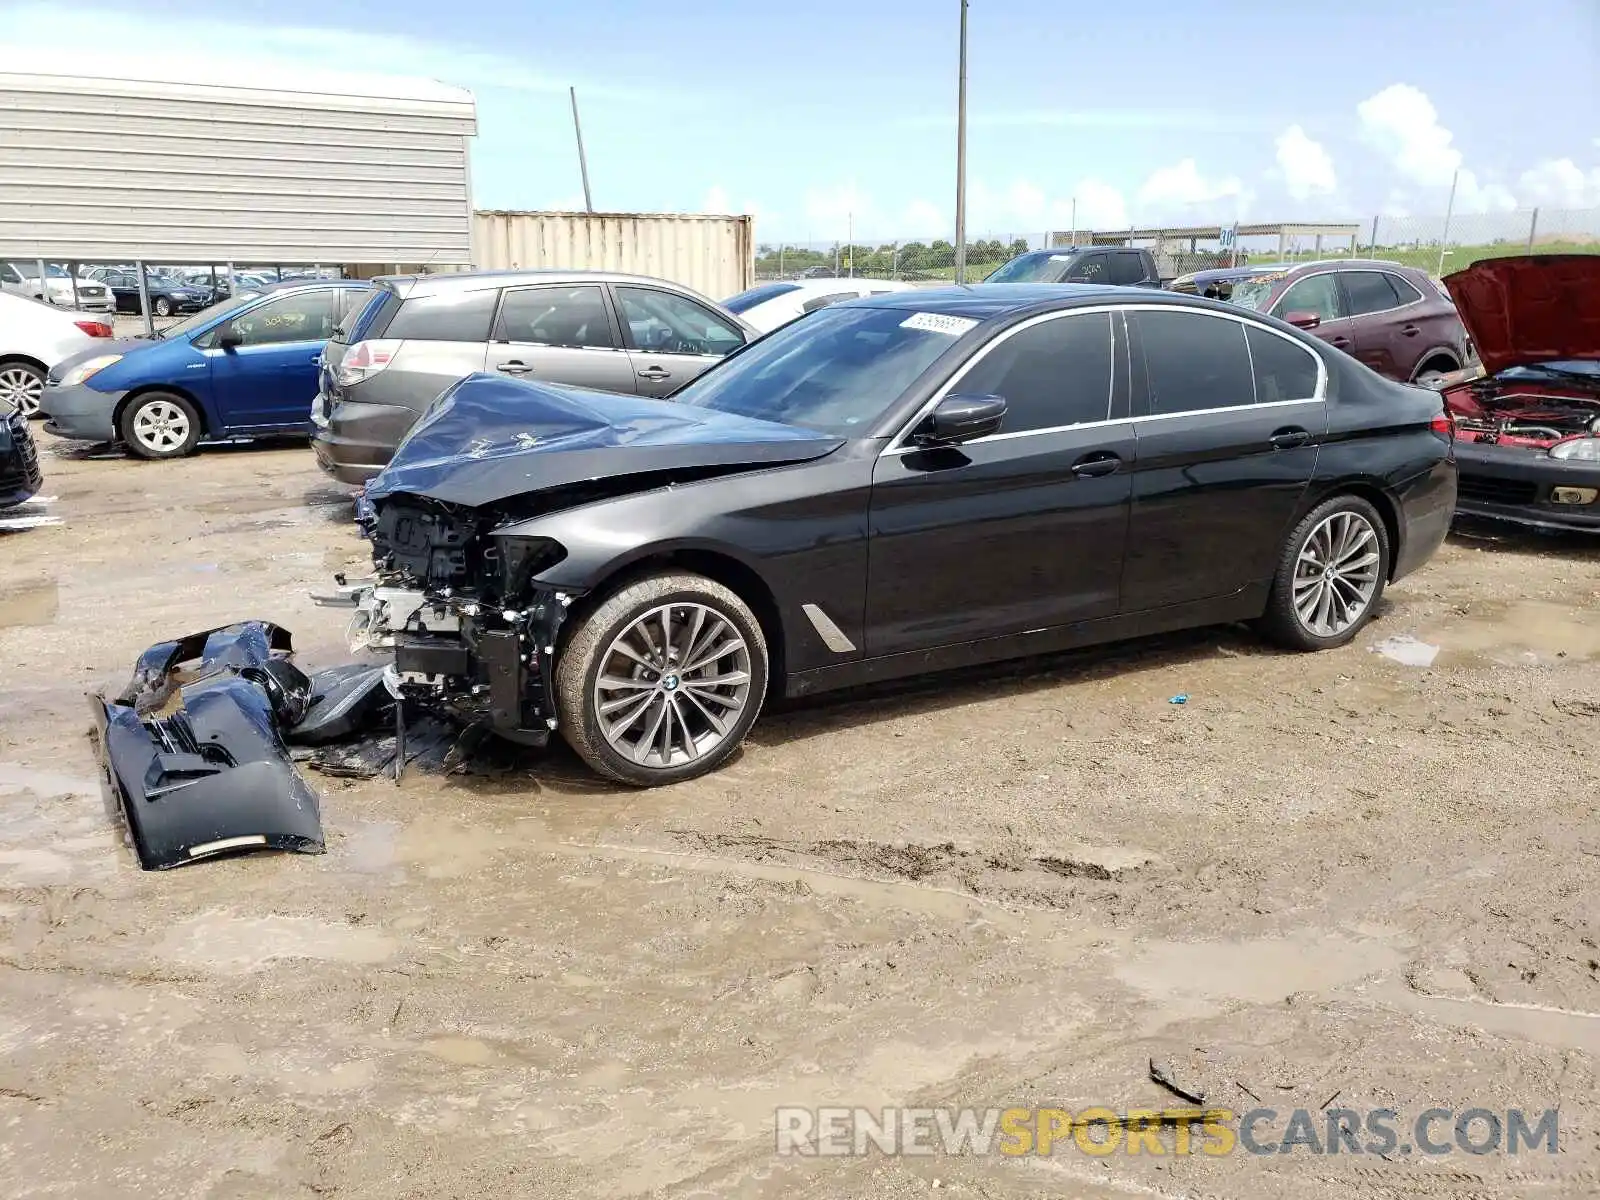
[982,246,1161,287]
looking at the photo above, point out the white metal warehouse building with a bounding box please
[0,66,477,269]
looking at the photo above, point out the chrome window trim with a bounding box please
[881,302,1326,457]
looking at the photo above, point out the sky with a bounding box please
[6,0,1599,243]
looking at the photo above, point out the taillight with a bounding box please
[1430,410,1455,439]
[336,339,401,387]
[74,320,113,338]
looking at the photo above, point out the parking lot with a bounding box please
[0,440,1595,1197]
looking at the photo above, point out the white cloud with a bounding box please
[1136,159,1250,219]
[1518,158,1600,207]
[4,3,657,100]
[1357,84,1462,187]
[1275,126,1337,200]
[902,199,949,237]
[702,186,731,214]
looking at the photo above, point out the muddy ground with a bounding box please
[2,438,1598,1199]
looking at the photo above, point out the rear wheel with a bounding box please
[555,572,768,786]
[1258,495,1390,651]
[1413,356,1458,390]
[0,360,44,417]
[119,392,202,459]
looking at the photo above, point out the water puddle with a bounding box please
[1437,600,1600,665]
[157,912,397,975]
[1374,981,1600,1055]
[1371,634,1439,667]
[0,580,59,628]
[1115,934,1405,1009]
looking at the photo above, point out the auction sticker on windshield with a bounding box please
[901,313,979,336]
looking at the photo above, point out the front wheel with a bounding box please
[0,361,45,417]
[1257,495,1390,651]
[554,572,768,786]
[153,297,173,318]
[120,392,202,459]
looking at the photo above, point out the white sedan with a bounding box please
[723,278,917,334]
[0,262,116,312]
[0,291,114,417]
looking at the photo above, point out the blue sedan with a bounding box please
[41,280,374,459]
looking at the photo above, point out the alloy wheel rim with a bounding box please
[132,400,190,453]
[593,602,752,769]
[1293,511,1381,638]
[0,366,42,417]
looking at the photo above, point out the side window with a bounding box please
[1342,271,1403,316]
[384,289,499,342]
[1272,275,1344,321]
[0,263,21,284]
[1138,310,1255,414]
[1246,326,1321,403]
[1385,273,1424,305]
[616,286,745,357]
[497,285,615,348]
[335,288,373,327]
[800,292,856,314]
[1062,254,1106,283]
[955,311,1115,434]
[1105,254,1147,286]
[228,290,339,346]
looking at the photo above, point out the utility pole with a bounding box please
[570,86,594,212]
[1436,168,1458,277]
[953,0,969,284]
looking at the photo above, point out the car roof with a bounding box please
[256,278,373,293]
[379,268,712,293]
[768,277,911,297]
[846,282,1229,320]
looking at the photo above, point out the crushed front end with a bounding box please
[1445,373,1600,531]
[336,495,582,748]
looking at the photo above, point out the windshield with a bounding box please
[984,252,1068,283]
[671,305,971,435]
[156,290,265,339]
[723,282,801,314]
[1225,275,1283,312]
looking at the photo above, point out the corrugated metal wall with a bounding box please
[0,71,476,264]
[474,211,754,301]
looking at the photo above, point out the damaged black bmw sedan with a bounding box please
[354,285,1457,785]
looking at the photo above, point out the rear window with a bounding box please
[376,288,499,342]
[984,252,1069,283]
[724,282,802,313]
[346,289,400,342]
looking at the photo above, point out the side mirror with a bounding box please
[914,394,1007,446]
[1283,310,1321,330]
[216,324,243,350]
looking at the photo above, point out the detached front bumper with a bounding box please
[39,379,123,442]
[1453,441,1600,533]
[0,410,43,507]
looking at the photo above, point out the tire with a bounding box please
[1257,494,1391,652]
[1412,358,1457,390]
[554,572,769,786]
[119,391,202,459]
[153,297,172,318]
[0,360,45,418]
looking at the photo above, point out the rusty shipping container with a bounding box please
[473,210,753,301]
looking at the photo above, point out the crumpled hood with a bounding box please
[1443,255,1600,377]
[47,337,153,379]
[364,372,845,509]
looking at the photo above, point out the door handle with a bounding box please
[1070,451,1121,478]
[1269,427,1311,449]
[637,366,672,381]
[496,361,532,375]
[1400,324,1420,337]
[1328,336,1352,348]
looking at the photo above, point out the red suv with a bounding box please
[1221,260,1471,387]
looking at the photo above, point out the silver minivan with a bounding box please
[311,269,756,484]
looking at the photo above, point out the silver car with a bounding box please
[311,269,757,484]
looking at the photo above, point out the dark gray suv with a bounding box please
[311,270,756,484]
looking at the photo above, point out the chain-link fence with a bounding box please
[758,207,1600,286]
